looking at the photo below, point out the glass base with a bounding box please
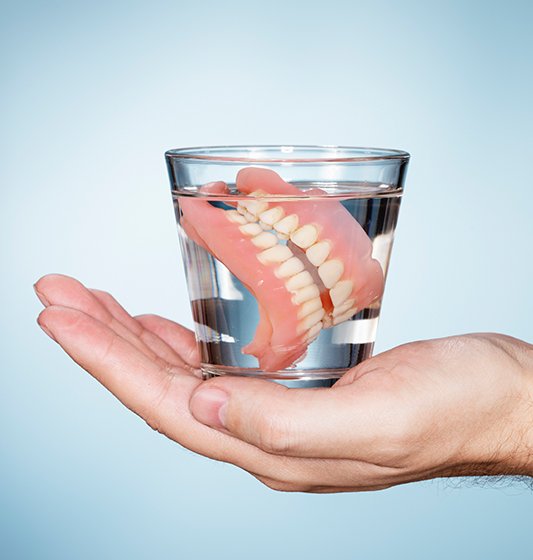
[201,364,342,388]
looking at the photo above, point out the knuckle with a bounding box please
[255,413,297,455]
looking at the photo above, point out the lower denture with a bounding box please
[179,168,384,371]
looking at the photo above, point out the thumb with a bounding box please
[189,376,385,459]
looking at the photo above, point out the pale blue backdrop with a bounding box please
[2,0,532,558]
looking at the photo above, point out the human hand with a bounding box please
[35,274,533,492]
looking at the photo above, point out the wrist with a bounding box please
[487,338,533,477]
[447,335,533,479]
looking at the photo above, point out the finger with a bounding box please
[90,289,193,372]
[36,305,303,477]
[188,371,404,462]
[135,314,200,368]
[34,274,182,372]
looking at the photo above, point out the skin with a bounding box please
[34,274,533,493]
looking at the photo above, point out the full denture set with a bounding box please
[180,167,384,371]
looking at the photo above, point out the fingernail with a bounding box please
[37,317,57,342]
[189,387,228,429]
[33,284,51,307]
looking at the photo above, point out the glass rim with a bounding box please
[165,144,410,164]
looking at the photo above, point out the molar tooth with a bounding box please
[332,308,357,325]
[306,241,331,267]
[239,223,263,236]
[290,224,319,249]
[225,210,248,225]
[297,297,323,319]
[257,245,293,265]
[318,259,344,289]
[274,257,305,278]
[297,308,325,334]
[332,299,355,317]
[285,271,314,291]
[305,321,323,342]
[251,231,278,249]
[259,206,285,227]
[291,284,320,304]
[274,214,299,236]
[329,280,353,306]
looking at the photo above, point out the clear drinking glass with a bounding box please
[165,145,409,388]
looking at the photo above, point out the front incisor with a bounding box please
[329,280,353,306]
[318,259,344,289]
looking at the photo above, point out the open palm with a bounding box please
[35,275,533,492]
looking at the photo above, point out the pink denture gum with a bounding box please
[179,167,384,371]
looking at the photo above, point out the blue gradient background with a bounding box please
[2,1,532,558]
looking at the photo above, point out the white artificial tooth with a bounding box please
[259,221,272,230]
[225,210,248,225]
[332,308,357,325]
[318,259,344,289]
[297,297,323,319]
[257,245,293,265]
[305,321,323,341]
[274,257,305,278]
[239,223,263,236]
[329,280,353,306]
[237,203,247,215]
[290,224,319,249]
[285,271,314,291]
[306,241,331,267]
[298,308,325,333]
[273,214,299,236]
[241,199,269,216]
[291,284,320,305]
[332,299,355,317]
[251,231,278,249]
[244,210,257,222]
[259,206,285,227]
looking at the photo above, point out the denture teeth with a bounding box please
[298,308,326,334]
[225,210,248,225]
[329,280,353,306]
[236,207,257,222]
[305,321,323,342]
[290,224,319,249]
[239,223,263,236]
[251,231,279,249]
[306,240,331,267]
[318,259,344,289]
[285,271,314,291]
[274,257,305,279]
[291,284,320,305]
[332,298,355,317]
[332,308,357,325]
[241,199,269,216]
[273,214,299,236]
[297,297,323,319]
[259,206,285,227]
[257,245,293,265]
